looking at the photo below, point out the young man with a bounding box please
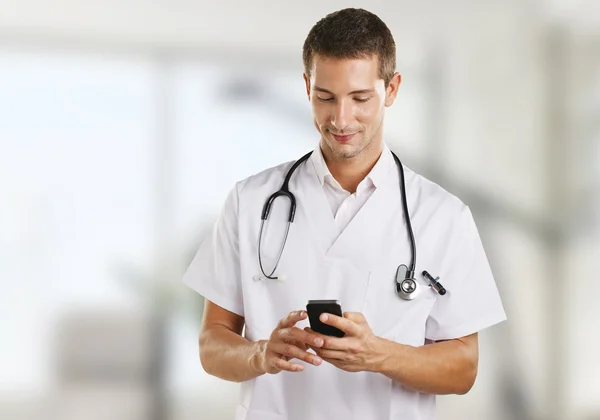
[183,8,506,420]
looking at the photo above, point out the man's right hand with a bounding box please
[255,310,325,374]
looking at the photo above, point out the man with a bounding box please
[183,8,506,420]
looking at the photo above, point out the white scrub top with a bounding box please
[183,142,507,420]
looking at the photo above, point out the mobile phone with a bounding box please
[306,299,345,338]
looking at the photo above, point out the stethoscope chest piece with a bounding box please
[395,264,419,300]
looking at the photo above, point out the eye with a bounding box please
[317,96,334,102]
[354,97,371,103]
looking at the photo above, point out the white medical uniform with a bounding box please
[183,142,507,420]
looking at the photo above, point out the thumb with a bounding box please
[343,312,366,324]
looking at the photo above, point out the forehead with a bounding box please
[309,54,381,90]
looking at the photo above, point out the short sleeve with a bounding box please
[182,184,244,317]
[425,205,506,341]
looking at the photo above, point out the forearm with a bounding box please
[199,325,266,382]
[373,337,478,395]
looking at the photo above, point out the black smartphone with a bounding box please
[306,299,345,338]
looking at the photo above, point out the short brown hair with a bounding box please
[302,8,396,87]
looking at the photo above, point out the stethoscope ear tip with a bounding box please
[253,274,287,282]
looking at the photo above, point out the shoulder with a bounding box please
[230,158,300,211]
[401,167,479,261]
[403,165,470,223]
[237,159,296,192]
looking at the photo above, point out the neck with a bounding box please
[321,139,383,193]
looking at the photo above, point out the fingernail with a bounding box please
[314,338,324,346]
[321,314,328,322]
[313,357,322,366]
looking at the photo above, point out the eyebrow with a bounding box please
[313,86,375,95]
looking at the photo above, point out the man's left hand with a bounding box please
[305,312,386,373]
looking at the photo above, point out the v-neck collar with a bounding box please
[296,142,398,270]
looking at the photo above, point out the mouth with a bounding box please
[330,132,357,143]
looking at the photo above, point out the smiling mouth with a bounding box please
[330,132,357,143]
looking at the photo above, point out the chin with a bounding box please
[330,144,363,159]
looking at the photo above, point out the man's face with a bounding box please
[304,54,400,160]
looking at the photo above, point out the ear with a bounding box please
[384,73,402,107]
[303,73,311,101]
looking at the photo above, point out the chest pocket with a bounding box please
[363,260,438,346]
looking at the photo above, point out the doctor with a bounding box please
[183,7,506,420]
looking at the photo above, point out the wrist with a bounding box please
[250,339,268,376]
[368,336,391,373]
[369,336,403,374]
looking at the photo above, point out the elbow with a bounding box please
[454,335,479,395]
[455,361,478,395]
[198,330,214,375]
[456,376,476,395]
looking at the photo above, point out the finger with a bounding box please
[313,348,348,361]
[304,327,346,350]
[319,313,359,335]
[271,342,323,366]
[280,327,324,347]
[271,357,305,372]
[279,310,307,329]
[343,312,366,324]
[303,327,323,337]
[323,358,360,373]
[303,326,329,341]
[325,360,344,370]
[320,336,348,350]
[291,340,308,351]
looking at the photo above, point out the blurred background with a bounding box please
[1,0,599,419]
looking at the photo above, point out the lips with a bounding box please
[331,133,357,143]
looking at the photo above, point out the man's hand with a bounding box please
[306,312,480,394]
[256,310,325,375]
[305,312,385,373]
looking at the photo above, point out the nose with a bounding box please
[331,99,353,131]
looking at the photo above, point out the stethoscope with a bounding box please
[257,149,447,300]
